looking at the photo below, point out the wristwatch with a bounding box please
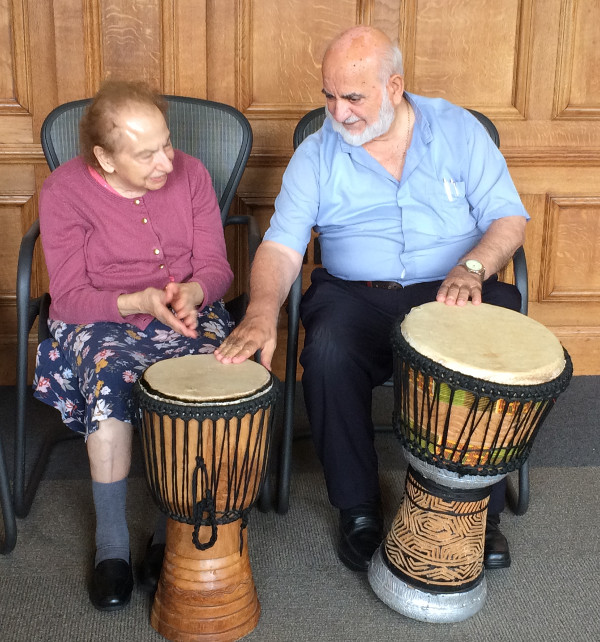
[458,259,486,280]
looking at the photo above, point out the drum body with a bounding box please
[368,302,572,623]
[133,355,278,642]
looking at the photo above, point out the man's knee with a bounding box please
[301,324,360,379]
[482,279,521,313]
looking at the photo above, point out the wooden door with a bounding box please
[1,0,599,384]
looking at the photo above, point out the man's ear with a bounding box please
[94,145,115,174]
[387,73,405,106]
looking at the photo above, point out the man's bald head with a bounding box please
[323,26,403,83]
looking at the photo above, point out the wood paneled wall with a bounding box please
[1,0,599,384]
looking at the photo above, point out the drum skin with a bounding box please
[368,303,572,623]
[133,356,279,642]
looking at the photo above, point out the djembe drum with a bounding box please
[132,355,278,642]
[368,302,572,623]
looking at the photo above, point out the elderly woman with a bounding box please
[33,81,234,611]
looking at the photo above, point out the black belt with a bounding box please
[361,280,403,290]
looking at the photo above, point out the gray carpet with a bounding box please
[0,377,599,641]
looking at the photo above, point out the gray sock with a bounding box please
[92,478,130,566]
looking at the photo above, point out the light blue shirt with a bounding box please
[264,93,529,285]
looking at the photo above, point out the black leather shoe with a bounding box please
[89,557,134,611]
[338,500,383,572]
[484,516,511,570]
[137,537,165,593]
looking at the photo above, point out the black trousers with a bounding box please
[300,269,522,513]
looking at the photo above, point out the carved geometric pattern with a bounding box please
[383,468,488,590]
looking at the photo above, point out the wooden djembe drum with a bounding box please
[368,302,572,622]
[133,355,278,641]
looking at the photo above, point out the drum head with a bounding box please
[142,354,271,402]
[401,302,565,385]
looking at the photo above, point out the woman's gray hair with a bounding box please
[379,43,404,81]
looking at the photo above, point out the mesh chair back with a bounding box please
[293,107,326,150]
[40,96,252,222]
[293,106,500,150]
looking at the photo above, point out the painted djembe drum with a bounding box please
[368,302,572,623]
[132,355,278,641]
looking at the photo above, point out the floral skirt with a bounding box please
[33,300,233,438]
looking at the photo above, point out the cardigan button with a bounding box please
[154,248,160,255]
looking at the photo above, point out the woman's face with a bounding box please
[95,104,175,197]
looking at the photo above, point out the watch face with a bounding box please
[465,259,483,271]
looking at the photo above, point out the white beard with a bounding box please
[326,91,396,146]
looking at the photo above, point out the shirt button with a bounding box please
[159,264,165,269]
[134,199,141,205]
[142,217,148,224]
[154,248,160,255]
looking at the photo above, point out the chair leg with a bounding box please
[275,273,302,515]
[255,467,273,513]
[276,375,296,515]
[0,433,17,554]
[506,459,530,516]
[14,367,79,518]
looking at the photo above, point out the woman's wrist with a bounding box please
[117,291,144,317]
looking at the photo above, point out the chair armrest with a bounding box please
[224,214,261,266]
[512,246,528,316]
[17,219,41,338]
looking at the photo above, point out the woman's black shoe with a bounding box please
[89,557,134,611]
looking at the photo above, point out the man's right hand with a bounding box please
[214,312,278,370]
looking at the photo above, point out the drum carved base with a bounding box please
[368,466,491,623]
[151,519,260,642]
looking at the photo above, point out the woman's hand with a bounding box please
[164,281,204,334]
[117,282,204,338]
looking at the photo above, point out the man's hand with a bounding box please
[436,265,483,306]
[214,311,278,370]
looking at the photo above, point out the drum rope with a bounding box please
[191,455,218,550]
[391,343,573,476]
[132,377,280,554]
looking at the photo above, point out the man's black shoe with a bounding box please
[484,515,511,569]
[89,556,134,611]
[338,500,383,572]
[137,537,165,593]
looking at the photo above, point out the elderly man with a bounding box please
[216,26,528,573]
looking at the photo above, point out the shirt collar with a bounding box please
[328,91,433,154]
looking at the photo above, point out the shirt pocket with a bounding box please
[425,180,473,235]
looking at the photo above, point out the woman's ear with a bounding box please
[93,145,115,174]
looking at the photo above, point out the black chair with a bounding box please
[0,433,17,554]
[13,96,266,537]
[275,106,530,515]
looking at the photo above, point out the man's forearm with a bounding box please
[246,241,303,321]
[460,216,527,277]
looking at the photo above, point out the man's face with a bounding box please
[98,104,175,195]
[322,55,395,146]
[325,88,395,146]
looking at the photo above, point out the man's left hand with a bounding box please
[436,266,483,306]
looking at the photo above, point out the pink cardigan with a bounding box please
[39,151,233,330]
